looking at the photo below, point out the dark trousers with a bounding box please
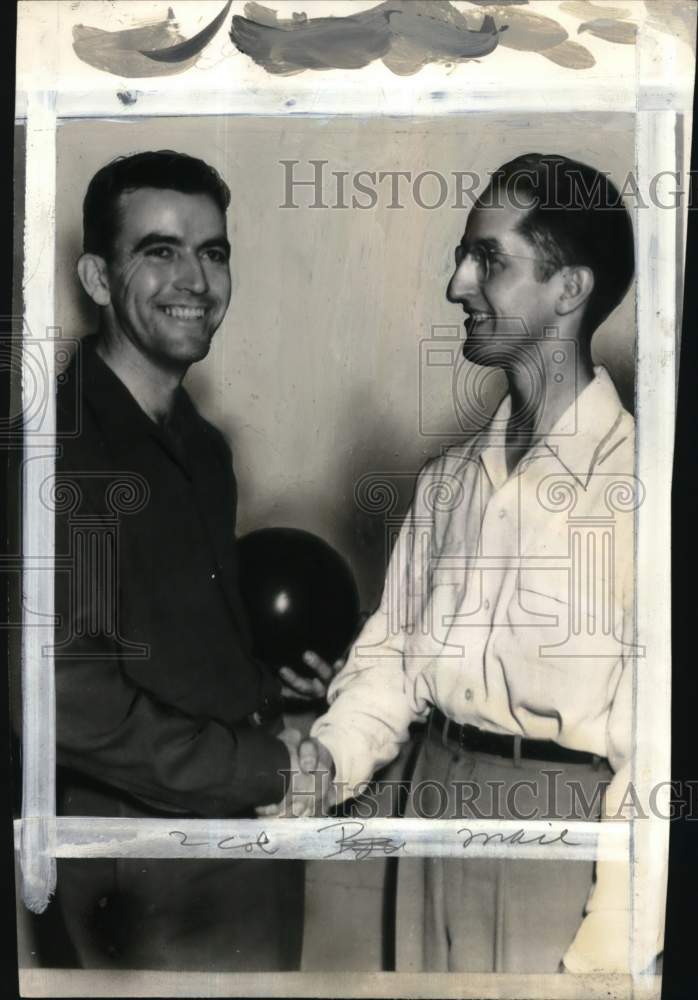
[55,776,304,971]
[56,856,304,971]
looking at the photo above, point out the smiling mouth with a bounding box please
[161,305,207,320]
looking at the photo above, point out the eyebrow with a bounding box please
[132,232,231,257]
[459,235,505,253]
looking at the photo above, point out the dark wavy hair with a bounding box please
[484,153,635,337]
[82,150,231,259]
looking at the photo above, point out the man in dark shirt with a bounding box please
[52,150,318,970]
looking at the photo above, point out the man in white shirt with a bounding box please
[275,153,651,973]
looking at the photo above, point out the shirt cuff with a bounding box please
[310,719,373,804]
[229,725,291,812]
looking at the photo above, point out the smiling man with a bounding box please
[291,153,660,974]
[50,151,318,971]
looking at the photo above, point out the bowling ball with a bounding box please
[236,527,361,676]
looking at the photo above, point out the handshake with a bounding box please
[257,728,336,818]
[259,643,364,817]
[256,646,349,817]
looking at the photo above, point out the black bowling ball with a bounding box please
[236,527,361,675]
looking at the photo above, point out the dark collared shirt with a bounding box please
[54,336,289,817]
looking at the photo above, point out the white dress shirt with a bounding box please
[312,366,654,971]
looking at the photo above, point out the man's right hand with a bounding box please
[256,731,335,818]
[297,735,335,780]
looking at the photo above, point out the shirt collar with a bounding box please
[478,366,630,491]
[75,333,196,473]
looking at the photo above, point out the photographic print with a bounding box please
[9,1,697,997]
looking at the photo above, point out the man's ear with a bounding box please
[77,253,111,307]
[555,265,594,317]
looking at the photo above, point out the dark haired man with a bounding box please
[52,150,325,971]
[291,154,658,973]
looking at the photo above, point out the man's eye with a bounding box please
[202,248,228,264]
[145,246,175,260]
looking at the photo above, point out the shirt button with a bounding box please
[498,509,506,519]
[465,688,473,701]
[210,572,216,580]
[483,599,490,611]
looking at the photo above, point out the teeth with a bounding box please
[163,306,205,319]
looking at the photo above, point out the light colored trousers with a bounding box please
[396,721,611,973]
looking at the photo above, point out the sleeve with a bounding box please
[54,477,290,819]
[311,459,449,801]
[562,523,665,974]
[56,658,291,817]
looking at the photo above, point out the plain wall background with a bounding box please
[54,114,636,608]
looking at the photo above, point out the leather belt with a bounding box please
[431,708,599,766]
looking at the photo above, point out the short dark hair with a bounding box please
[484,153,635,336]
[82,150,231,259]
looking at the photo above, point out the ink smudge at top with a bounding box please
[382,5,501,76]
[479,6,568,52]
[561,0,695,55]
[559,1,631,20]
[73,2,231,77]
[230,3,392,75]
[578,18,637,45]
[116,89,141,105]
[230,0,502,77]
[139,0,232,62]
[542,39,595,69]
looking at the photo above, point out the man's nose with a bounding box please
[446,255,481,303]
[174,252,209,294]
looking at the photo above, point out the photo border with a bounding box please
[12,3,694,997]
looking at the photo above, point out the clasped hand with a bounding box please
[258,728,335,818]
[278,649,344,702]
[258,648,345,817]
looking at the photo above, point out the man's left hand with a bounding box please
[279,650,344,702]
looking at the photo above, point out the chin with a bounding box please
[183,339,214,364]
[159,334,214,370]
[462,331,499,368]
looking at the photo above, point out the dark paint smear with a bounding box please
[140,0,232,62]
[542,39,595,69]
[560,1,631,19]
[578,18,637,45]
[486,8,568,52]
[230,0,501,77]
[231,11,392,74]
[73,3,229,78]
[116,90,140,105]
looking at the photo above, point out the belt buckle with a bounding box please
[439,714,451,750]
[457,724,469,752]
